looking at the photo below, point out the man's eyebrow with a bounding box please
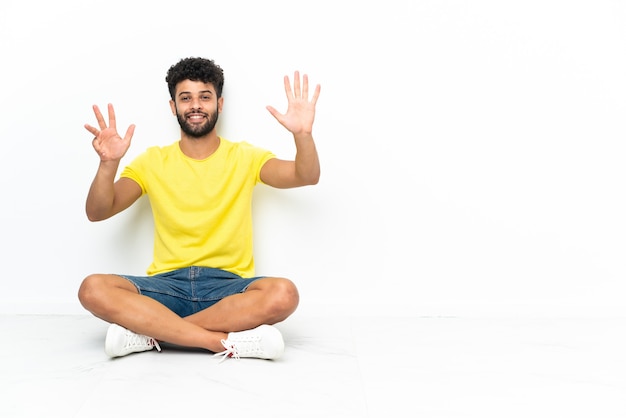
[177,90,214,97]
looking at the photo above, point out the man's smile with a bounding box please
[186,113,207,123]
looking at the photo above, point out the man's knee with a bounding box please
[77,274,133,311]
[78,274,103,309]
[264,278,300,320]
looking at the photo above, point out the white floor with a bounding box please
[1,313,625,417]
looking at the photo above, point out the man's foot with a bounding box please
[105,323,162,358]
[213,324,284,362]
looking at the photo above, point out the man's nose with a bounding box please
[190,97,202,109]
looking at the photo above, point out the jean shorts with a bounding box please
[119,266,263,317]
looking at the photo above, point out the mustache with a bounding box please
[184,110,209,117]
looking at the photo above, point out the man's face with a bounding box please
[170,80,223,138]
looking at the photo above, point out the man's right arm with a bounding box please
[86,161,142,221]
[84,103,140,221]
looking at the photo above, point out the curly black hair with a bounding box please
[165,57,225,100]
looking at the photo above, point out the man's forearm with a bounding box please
[293,133,320,185]
[85,160,120,221]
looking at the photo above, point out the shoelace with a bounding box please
[213,340,239,363]
[124,330,162,352]
[213,336,264,363]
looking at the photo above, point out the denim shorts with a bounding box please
[118,266,263,317]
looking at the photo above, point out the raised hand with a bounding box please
[266,71,320,136]
[85,104,135,162]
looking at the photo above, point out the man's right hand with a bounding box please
[85,103,135,162]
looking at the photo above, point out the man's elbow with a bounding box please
[85,207,110,222]
[302,170,320,186]
[86,212,104,222]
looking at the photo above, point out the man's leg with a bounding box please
[78,274,298,352]
[78,274,227,352]
[183,277,299,332]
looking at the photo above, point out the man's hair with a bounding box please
[165,57,225,100]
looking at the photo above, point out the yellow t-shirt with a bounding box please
[120,138,275,277]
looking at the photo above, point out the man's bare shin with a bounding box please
[78,274,227,352]
[184,277,299,332]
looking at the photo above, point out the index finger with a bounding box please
[283,75,293,100]
[92,104,107,130]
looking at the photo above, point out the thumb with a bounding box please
[266,105,281,119]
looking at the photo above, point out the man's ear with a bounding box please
[169,100,176,116]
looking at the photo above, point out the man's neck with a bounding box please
[179,132,221,160]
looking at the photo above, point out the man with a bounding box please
[78,57,321,361]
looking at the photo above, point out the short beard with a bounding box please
[176,106,219,138]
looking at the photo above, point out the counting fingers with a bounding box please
[293,71,301,99]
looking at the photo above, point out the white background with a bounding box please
[1,0,624,317]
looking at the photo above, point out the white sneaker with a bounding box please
[105,323,162,358]
[213,324,284,362]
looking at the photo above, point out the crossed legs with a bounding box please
[77,274,299,353]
